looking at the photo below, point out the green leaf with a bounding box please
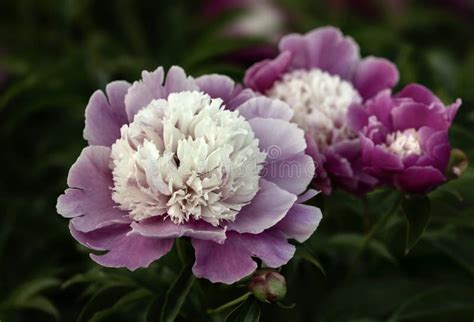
[295,247,326,275]
[1,277,61,320]
[430,167,474,209]
[78,285,136,322]
[8,277,60,303]
[318,277,425,322]
[402,195,431,254]
[276,302,296,310]
[225,297,261,322]
[160,264,195,322]
[426,233,474,275]
[388,285,474,322]
[61,270,108,289]
[12,296,60,320]
[208,292,252,315]
[89,289,153,322]
[327,234,397,264]
[144,295,165,322]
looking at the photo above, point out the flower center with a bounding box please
[111,91,266,225]
[267,69,362,148]
[386,129,422,157]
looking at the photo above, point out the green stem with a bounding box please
[175,238,187,265]
[358,192,403,256]
[207,292,252,314]
[361,195,370,234]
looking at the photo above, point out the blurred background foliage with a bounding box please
[0,0,473,321]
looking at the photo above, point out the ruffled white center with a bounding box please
[111,91,266,225]
[386,129,422,157]
[267,69,362,148]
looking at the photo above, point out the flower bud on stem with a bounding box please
[448,148,468,179]
[248,269,287,303]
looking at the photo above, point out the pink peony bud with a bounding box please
[248,269,287,303]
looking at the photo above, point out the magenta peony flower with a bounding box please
[57,66,321,284]
[348,84,461,193]
[244,26,399,195]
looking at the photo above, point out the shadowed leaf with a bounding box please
[402,195,431,254]
[225,297,261,322]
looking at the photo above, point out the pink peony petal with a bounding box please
[279,26,360,79]
[57,146,131,232]
[275,204,322,243]
[70,223,173,271]
[84,81,130,147]
[131,218,227,244]
[353,57,399,100]
[227,179,296,234]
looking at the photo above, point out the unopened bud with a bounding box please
[248,269,287,303]
[448,148,468,178]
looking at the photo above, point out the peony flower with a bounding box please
[57,66,322,284]
[348,84,461,193]
[244,26,399,195]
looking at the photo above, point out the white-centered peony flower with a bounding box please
[386,129,422,157]
[111,91,266,226]
[58,66,321,284]
[267,69,362,149]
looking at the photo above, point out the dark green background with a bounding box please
[1,0,473,321]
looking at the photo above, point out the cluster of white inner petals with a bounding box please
[386,129,422,157]
[267,69,362,148]
[111,91,266,226]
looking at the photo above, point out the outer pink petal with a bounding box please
[305,134,332,195]
[125,66,198,121]
[244,51,292,92]
[191,231,295,284]
[196,74,236,103]
[232,231,296,268]
[130,218,227,244]
[275,204,322,243]
[196,73,256,110]
[391,102,452,131]
[249,117,306,161]
[262,152,315,195]
[395,166,446,193]
[227,179,296,234]
[397,84,442,105]
[191,236,257,284]
[236,96,294,121]
[84,81,130,147]
[279,26,360,79]
[70,223,173,271]
[297,189,320,203]
[353,57,399,100]
[56,146,131,232]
